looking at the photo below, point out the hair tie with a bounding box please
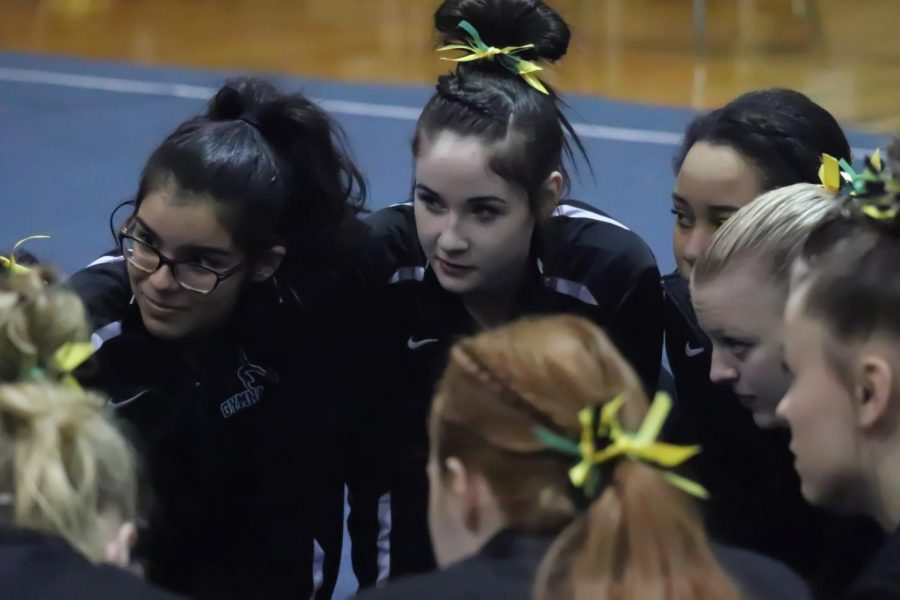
[436,20,550,95]
[822,150,900,223]
[237,113,263,130]
[534,392,708,502]
[0,235,50,275]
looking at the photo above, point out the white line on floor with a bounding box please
[0,66,875,153]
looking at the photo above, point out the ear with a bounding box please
[249,245,286,283]
[104,521,137,567]
[855,351,894,430]
[538,171,564,220]
[445,456,481,532]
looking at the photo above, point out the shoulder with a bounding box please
[355,561,494,600]
[713,543,813,600]
[364,203,426,282]
[66,252,131,330]
[366,204,418,255]
[847,530,900,600]
[0,531,183,600]
[542,201,659,287]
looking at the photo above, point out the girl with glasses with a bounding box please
[68,78,372,599]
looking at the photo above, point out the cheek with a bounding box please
[791,384,857,492]
[481,215,533,260]
[414,207,439,247]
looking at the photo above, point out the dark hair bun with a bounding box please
[435,0,570,63]
[205,78,282,121]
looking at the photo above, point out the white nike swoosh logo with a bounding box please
[685,342,706,358]
[108,389,149,408]
[407,336,439,350]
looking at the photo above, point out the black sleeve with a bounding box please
[337,217,404,590]
[600,262,664,396]
[66,254,131,330]
[542,205,664,395]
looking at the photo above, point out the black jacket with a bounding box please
[846,527,900,599]
[662,271,883,597]
[353,529,813,600]
[69,257,354,600]
[350,201,664,586]
[0,527,183,600]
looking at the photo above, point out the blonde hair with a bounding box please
[692,183,837,288]
[0,268,89,383]
[0,381,138,561]
[0,268,136,561]
[432,315,740,600]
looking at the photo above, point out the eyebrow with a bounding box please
[134,217,234,258]
[672,194,740,213]
[415,184,507,204]
[708,328,756,343]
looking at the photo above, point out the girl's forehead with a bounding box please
[136,190,237,252]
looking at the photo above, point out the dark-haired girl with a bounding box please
[68,78,373,599]
[662,89,883,591]
[779,155,900,599]
[353,0,664,585]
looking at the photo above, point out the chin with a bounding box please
[752,411,784,430]
[140,313,188,340]
[434,272,478,295]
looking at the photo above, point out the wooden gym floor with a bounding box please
[1,0,898,131]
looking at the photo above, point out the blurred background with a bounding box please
[4,0,898,127]
[0,1,897,596]
[1,0,898,269]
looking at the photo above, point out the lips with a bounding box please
[141,294,184,313]
[435,257,474,277]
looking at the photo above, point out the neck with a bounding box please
[462,262,530,330]
[870,438,900,531]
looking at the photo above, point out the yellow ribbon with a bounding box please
[0,235,50,274]
[26,341,94,390]
[577,393,707,498]
[536,392,708,500]
[437,20,550,95]
[818,153,844,192]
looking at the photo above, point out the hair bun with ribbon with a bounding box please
[434,0,569,94]
[820,150,900,228]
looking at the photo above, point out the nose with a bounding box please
[709,345,739,384]
[682,227,715,268]
[146,262,181,293]
[436,215,469,255]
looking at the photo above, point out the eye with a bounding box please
[670,208,693,229]
[713,214,735,229]
[133,229,155,244]
[722,337,754,360]
[416,192,446,214]
[472,204,503,222]
[188,256,227,271]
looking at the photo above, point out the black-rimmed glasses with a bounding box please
[119,233,243,294]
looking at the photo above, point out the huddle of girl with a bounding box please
[3,0,900,599]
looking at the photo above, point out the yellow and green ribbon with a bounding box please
[818,153,847,193]
[0,235,50,274]
[535,392,708,501]
[26,341,94,390]
[823,150,900,223]
[437,20,549,95]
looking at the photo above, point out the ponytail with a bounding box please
[433,315,742,600]
[134,77,367,287]
[535,462,740,600]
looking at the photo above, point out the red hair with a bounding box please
[430,315,740,600]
